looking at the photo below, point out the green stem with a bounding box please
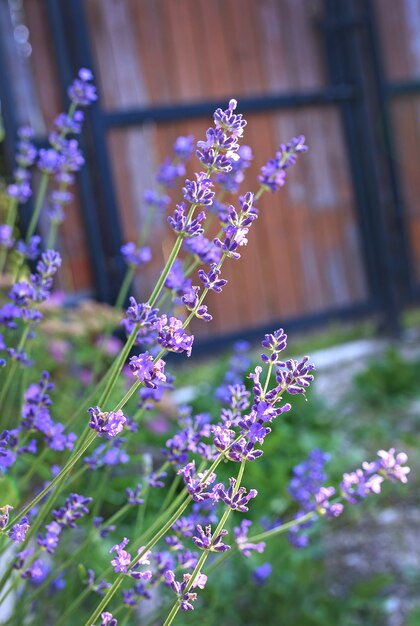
[162,460,247,626]
[83,497,191,626]
[55,586,91,626]
[89,266,135,385]
[4,433,96,531]
[158,472,180,514]
[0,324,30,411]
[46,220,58,250]
[248,511,316,544]
[0,198,17,274]
[25,172,49,245]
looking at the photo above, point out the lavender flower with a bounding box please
[233,519,265,556]
[110,539,152,581]
[110,538,131,573]
[155,315,194,357]
[214,192,256,260]
[16,235,41,260]
[192,524,230,552]
[183,173,215,206]
[0,225,14,249]
[215,477,257,512]
[121,243,151,268]
[52,493,92,528]
[259,135,307,192]
[198,264,227,293]
[86,569,111,596]
[183,234,221,266]
[164,260,192,301]
[100,613,118,626]
[168,203,206,237]
[182,286,212,322]
[341,449,410,504]
[315,487,344,519]
[0,505,13,529]
[276,355,315,395]
[37,521,62,554]
[8,517,30,543]
[253,563,272,585]
[164,570,207,611]
[129,352,166,388]
[68,68,97,106]
[38,148,61,174]
[149,471,167,489]
[173,135,195,160]
[126,484,144,506]
[88,407,127,439]
[215,144,253,193]
[261,328,288,363]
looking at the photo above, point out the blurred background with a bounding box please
[1,0,420,346]
[1,2,420,625]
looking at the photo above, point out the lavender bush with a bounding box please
[0,70,410,626]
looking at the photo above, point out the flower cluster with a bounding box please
[88,407,127,439]
[0,66,411,626]
[164,569,207,611]
[259,135,308,192]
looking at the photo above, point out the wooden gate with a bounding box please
[0,0,419,345]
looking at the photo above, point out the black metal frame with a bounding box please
[1,0,419,343]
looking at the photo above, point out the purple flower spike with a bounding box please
[276,356,315,395]
[192,524,231,552]
[341,448,409,504]
[126,484,144,506]
[168,203,206,237]
[37,521,62,554]
[173,135,195,160]
[88,407,127,439]
[315,486,344,519]
[0,225,14,249]
[198,264,227,293]
[8,517,30,543]
[183,173,215,206]
[182,286,213,322]
[52,493,92,528]
[164,570,207,612]
[110,538,131,573]
[253,563,272,585]
[259,135,307,192]
[0,505,13,529]
[129,352,166,388]
[121,243,151,268]
[156,315,194,357]
[261,328,288,363]
[213,99,246,138]
[234,519,265,556]
[68,68,97,106]
[215,478,258,512]
[101,613,118,626]
[375,448,410,483]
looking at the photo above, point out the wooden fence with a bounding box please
[2,0,420,340]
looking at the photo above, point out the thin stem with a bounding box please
[89,266,134,385]
[4,432,96,530]
[158,472,180,514]
[148,202,197,308]
[248,511,316,544]
[82,497,191,626]
[25,172,49,244]
[46,220,58,250]
[162,460,247,626]
[0,198,17,274]
[0,324,30,411]
[55,586,91,626]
